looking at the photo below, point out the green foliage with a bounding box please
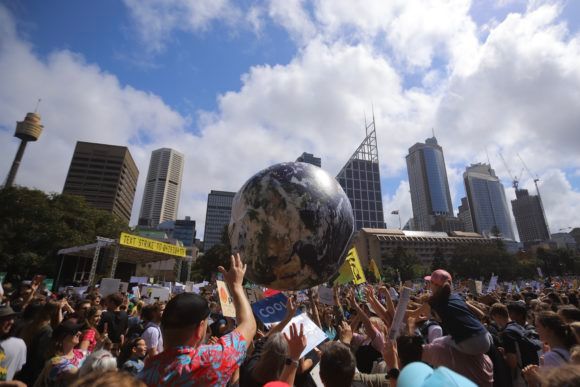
[0,187,128,278]
[430,247,447,272]
[381,245,419,282]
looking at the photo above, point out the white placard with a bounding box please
[216,280,236,318]
[245,287,264,303]
[281,314,327,359]
[130,276,148,284]
[119,282,129,294]
[318,286,335,305]
[132,286,141,299]
[487,275,498,293]
[388,287,412,340]
[144,286,170,304]
[74,286,88,297]
[100,278,121,297]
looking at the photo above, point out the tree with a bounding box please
[0,187,127,279]
[430,247,447,272]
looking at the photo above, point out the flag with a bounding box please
[391,210,399,215]
[369,259,381,282]
[334,247,367,285]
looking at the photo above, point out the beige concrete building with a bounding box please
[63,141,139,224]
[355,228,494,269]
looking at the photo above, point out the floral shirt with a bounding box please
[138,330,247,387]
[46,349,86,387]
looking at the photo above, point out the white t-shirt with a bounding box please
[0,337,27,381]
[142,322,163,353]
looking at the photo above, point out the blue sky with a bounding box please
[1,0,580,240]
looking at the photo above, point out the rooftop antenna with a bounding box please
[34,98,42,113]
[432,127,436,138]
[364,110,368,131]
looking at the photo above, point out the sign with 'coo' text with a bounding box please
[252,293,300,327]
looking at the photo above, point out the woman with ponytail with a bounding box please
[535,311,575,367]
[408,269,492,355]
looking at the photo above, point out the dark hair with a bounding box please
[396,335,424,367]
[117,337,145,368]
[541,363,580,387]
[105,293,124,308]
[490,303,509,319]
[320,342,356,387]
[558,305,580,323]
[141,303,162,322]
[507,302,527,319]
[536,311,577,349]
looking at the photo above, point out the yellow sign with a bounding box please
[119,232,186,257]
[370,259,381,281]
[334,247,366,285]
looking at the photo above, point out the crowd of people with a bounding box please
[1,255,579,386]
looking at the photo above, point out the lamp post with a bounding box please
[4,111,44,188]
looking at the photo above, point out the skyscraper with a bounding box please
[296,152,321,167]
[406,136,454,231]
[511,189,550,242]
[138,148,184,227]
[63,141,139,224]
[457,197,474,232]
[464,163,515,240]
[336,118,385,230]
[203,190,236,251]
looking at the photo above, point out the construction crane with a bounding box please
[518,153,551,235]
[498,152,523,191]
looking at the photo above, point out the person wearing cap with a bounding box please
[138,253,256,386]
[409,269,492,356]
[0,305,26,381]
[34,319,87,387]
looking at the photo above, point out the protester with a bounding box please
[318,342,356,387]
[77,349,116,377]
[118,337,147,376]
[141,304,163,357]
[98,293,128,355]
[34,320,86,387]
[138,253,256,385]
[0,305,26,381]
[79,306,102,353]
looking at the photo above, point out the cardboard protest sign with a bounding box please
[388,287,412,340]
[216,280,236,318]
[281,313,327,359]
[487,275,498,293]
[74,286,88,297]
[132,286,141,299]
[468,280,483,296]
[318,286,335,305]
[252,293,298,327]
[100,278,121,297]
[119,282,129,294]
[130,276,148,284]
[144,286,170,304]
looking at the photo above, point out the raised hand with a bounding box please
[339,320,353,345]
[218,253,247,288]
[284,323,307,361]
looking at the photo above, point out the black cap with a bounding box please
[52,320,83,341]
[161,293,210,329]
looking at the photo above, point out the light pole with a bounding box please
[4,110,44,188]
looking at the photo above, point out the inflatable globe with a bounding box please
[229,162,354,290]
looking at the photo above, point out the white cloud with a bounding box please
[382,180,413,228]
[123,0,241,52]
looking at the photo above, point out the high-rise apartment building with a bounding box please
[457,197,474,232]
[336,119,385,230]
[203,190,236,251]
[63,141,139,224]
[138,148,184,227]
[464,163,515,240]
[511,189,550,243]
[296,152,321,167]
[406,136,454,231]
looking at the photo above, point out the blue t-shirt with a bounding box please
[430,293,485,343]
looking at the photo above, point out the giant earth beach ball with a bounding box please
[229,162,354,290]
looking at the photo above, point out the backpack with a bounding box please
[503,323,541,368]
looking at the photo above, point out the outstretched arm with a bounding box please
[218,253,257,347]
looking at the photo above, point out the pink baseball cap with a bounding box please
[424,269,452,286]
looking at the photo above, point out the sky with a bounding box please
[1,0,580,241]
